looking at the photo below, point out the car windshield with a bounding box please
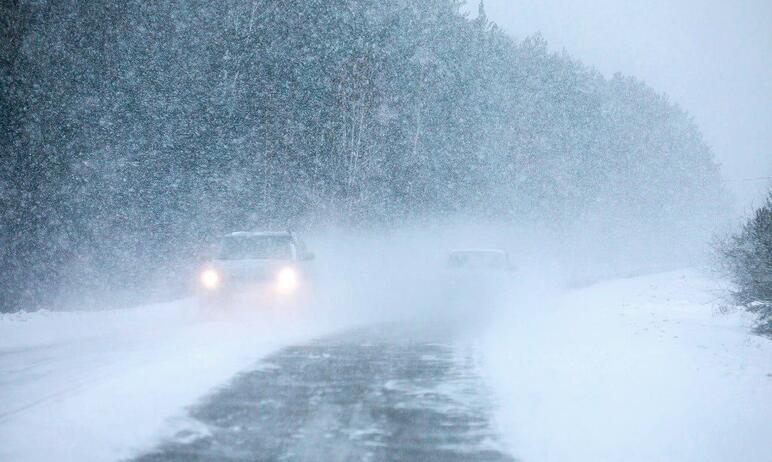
[448,251,508,269]
[218,235,293,260]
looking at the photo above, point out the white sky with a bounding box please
[462,0,771,211]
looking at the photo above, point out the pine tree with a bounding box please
[474,0,488,31]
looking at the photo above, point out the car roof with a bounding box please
[449,248,507,255]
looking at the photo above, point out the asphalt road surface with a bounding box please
[133,324,515,462]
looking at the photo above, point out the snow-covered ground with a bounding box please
[1,268,769,462]
[0,299,347,461]
[480,269,772,462]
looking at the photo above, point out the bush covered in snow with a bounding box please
[720,192,772,334]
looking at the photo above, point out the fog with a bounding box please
[2,0,733,312]
[465,0,772,210]
[4,223,770,461]
[2,1,770,461]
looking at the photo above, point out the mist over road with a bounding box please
[133,324,513,462]
[1,267,768,462]
[1,0,767,460]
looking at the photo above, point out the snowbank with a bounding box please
[3,267,769,462]
[0,300,344,461]
[480,269,772,462]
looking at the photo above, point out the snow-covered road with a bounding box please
[0,300,346,461]
[0,269,770,461]
[133,324,513,462]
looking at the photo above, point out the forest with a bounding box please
[0,0,726,311]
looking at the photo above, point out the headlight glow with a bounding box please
[276,267,299,293]
[200,269,220,290]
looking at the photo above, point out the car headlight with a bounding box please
[276,267,299,293]
[200,269,220,290]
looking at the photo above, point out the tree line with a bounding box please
[1,0,726,311]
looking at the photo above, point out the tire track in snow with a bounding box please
[133,325,515,462]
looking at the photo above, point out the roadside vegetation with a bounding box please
[718,192,772,335]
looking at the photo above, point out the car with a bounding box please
[445,248,515,271]
[440,249,516,322]
[196,231,315,306]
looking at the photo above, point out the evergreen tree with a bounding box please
[0,0,727,312]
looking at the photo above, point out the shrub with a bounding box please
[720,192,772,335]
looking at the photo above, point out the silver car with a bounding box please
[446,248,515,271]
[197,231,315,307]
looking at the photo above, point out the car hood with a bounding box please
[214,259,293,282]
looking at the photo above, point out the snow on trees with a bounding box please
[1,0,726,311]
